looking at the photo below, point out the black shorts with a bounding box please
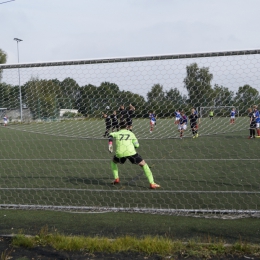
[113,153,143,164]
[250,123,256,129]
[190,123,197,129]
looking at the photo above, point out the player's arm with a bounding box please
[108,133,114,153]
[132,135,139,148]
[130,104,135,110]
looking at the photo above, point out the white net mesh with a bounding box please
[0,49,260,215]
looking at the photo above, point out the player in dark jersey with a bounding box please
[248,108,256,139]
[102,113,111,137]
[189,108,200,138]
[118,105,128,121]
[126,104,135,131]
[110,110,119,132]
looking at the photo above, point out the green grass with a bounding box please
[11,228,260,259]
[0,118,259,210]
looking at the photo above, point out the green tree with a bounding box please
[0,48,7,81]
[0,82,19,108]
[24,78,59,118]
[213,84,234,107]
[59,77,80,109]
[184,63,214,108]
[234,84,260,115]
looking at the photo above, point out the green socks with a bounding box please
[111,161,119,179]
[143,164,154,184]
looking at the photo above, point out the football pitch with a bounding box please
[0,117,259,212]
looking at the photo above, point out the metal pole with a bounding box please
[14,38,23,122]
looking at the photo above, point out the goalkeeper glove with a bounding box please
[108,142,113,153]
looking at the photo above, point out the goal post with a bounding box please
[0,49,260,215]
[200,106,238,118]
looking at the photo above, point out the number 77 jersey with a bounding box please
[109,129,139,158]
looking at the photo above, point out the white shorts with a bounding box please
[4,120,7,124]
[150,120,155,125]
[230,116,235,119]
[175,117,180,121]
[256,123,260,128]
[178,124,187,130]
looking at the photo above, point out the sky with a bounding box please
[1,0,260,64]
[1,0,260,98]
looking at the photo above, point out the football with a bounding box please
[105,106,110,110]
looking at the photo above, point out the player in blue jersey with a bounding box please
[3,115,8,126]
[253,105,260,137]
[230,108,236,124]
[149,111,157,133]
[178,111,187,139]
[174,110,181,124]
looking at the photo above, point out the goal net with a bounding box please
[200,106,238,118]
[0,49,260,216]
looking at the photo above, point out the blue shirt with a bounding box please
[230,110,236,117]
[175,111,181,118]
[149,113,156,122]
[254,110,260,123]
[179,115,187,125]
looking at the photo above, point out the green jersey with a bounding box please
[209,111,214,116]
[109,129,139,158]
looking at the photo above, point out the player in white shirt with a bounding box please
[3,115,8,126]
[174,110,181,124]
[178,111,187,139]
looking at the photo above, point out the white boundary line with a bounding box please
[0,158,259,161]
[1,204,260,214]
[0,188,259,193]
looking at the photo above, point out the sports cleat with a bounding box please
[150,183,160,189]
[192,135,196,139]
[195,133,199,138]
[256,136,260,138]
[111,178,120,184]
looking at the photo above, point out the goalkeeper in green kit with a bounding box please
[108,120,160,189]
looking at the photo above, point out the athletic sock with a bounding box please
[111,161,119,179]
[257,129,260,136]
[143,164,154,184]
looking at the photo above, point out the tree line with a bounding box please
[1,57,260,118]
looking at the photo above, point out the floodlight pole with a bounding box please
[14,38,23,122]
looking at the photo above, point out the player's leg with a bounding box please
[129,154,160,189]
[111,156,126,184]
[195,124,199,138]
[191,124,196,138]
[256,123,260,136]
[150,121,153,133]
[104,126,110,137]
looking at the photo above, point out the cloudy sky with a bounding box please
[1,0,260,99]
[1,0,260,64]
